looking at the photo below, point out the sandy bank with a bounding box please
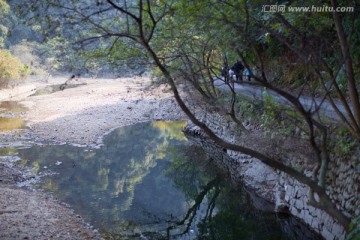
[19,76,185,146]
[0,75,185,239]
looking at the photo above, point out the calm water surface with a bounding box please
[0,101,27,130]
[16,121,322,240]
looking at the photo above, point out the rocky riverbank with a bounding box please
[0,169,102,239]
[0,75,185,239]
[1,74,357,240]
[182,112,359,240]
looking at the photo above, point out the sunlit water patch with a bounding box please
[16,121,322,240]
[0,101,27,131]
[0,117,26,131]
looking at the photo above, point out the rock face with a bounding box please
[183,118,359,240]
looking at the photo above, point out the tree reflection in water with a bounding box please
[16,121,322,240]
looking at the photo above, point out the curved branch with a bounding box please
[142,40,350,229]
[106,0,140,22]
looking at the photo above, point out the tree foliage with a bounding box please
[14,0,360,234]
[0,0,10,47]
[0,49,29,87]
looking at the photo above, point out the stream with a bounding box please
[2,121,321,239]
[0,99,322,240]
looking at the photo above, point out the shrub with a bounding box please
[0,49,29,88]
[347,215,360,240]
[10,40,48,76]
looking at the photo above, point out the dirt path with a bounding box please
[0,75,185,239]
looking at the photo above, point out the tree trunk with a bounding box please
[331,0,360,136]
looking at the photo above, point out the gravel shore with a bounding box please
[0,75,185,239]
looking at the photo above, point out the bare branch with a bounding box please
[106,0,140,22]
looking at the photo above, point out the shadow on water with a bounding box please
[15,121,322,240]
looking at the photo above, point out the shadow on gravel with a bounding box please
[30,83,87,96]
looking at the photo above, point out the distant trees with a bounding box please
[0,49,29,88]
[0,0,10,47]
[15,0,359,233]
[0,0,43,87]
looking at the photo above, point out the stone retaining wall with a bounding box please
[183,116,359,240]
